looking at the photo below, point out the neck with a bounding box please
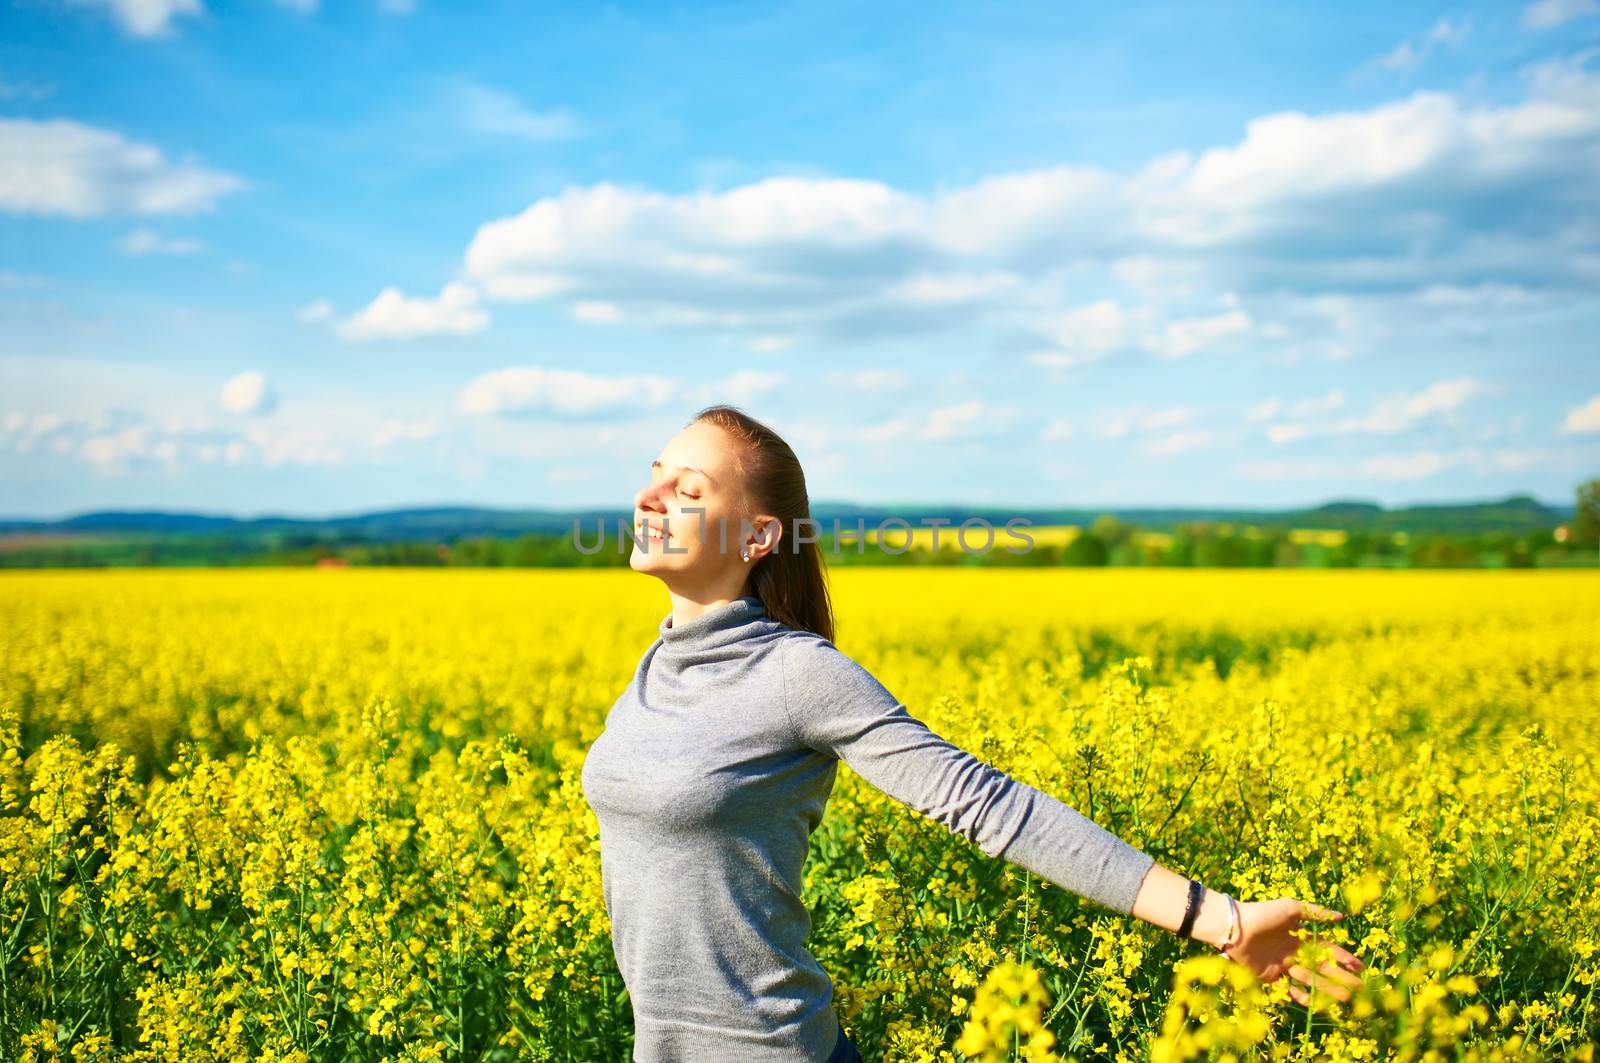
[658,591,767,653]
[665,585,753,628]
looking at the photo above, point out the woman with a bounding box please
[580,405,1365,1062]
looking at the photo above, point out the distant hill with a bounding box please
[0,493,1575,541]
[1284,494,1570,533]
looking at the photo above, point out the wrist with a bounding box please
[1128,866,1243,950]
[1191,887,1234,949]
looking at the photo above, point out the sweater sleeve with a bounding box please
[778,633,1156,916]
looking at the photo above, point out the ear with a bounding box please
[750,513,783,557]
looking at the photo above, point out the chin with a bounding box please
[629,549,676,574]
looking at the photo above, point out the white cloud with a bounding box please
[369,418,438,448]
[456,367,677,417]
[856,415,914,444]
[430,369,777,423]
[751,335,794,353]
[1304,293,1359,334]
[480,273,571,300]
[0,405,307,474]
[81,422,160,470]
[1025,350,1100,370]
[1248,380,1496,447]
[883,271,1021,304]
[1233,452,1394,482]
[1,412,64,457]
[1232,444,1579,484]
[1416,282,1544,308]
[296,298,334,323]
[1373,17,1472,74]
[1478,446,1565,470]
[1026,298,1143,367]
[924,400,991,440]
[1040,417,1075,442]
[1361,451,1448,480]
[1149,304,1252,359]
[241,422,345,467]
[0,71,56,102]
[572,300,622,324]
[1561,395,1600,433]
[116,226,203,255]
[0,357,468,477]
[453,82,578,141]
[1231,457,1337,481]
[1250,291,1386,362]
[546,465,605,484]
[408,55,1600,354]
[218,370,276,416]
[65,0,204,37]
[1141,407,1197,431]
[1522,0,1597,30]
[336,281,489,340]
[825,368,911,391]
[1141,429,1218,456]
[1111,255,1203,299]
[1333,377,1487,435]
[215,441,246,464]
[859,400,1012,444]
[1405,377,1483,418]
[0,118,245,218]
[1131,53,1600,250]
[1247,388,1345,421]
[1097,404,1199,439]
[693,370,784,405]
[459,173,1086,344]
[1028,297,1252,365]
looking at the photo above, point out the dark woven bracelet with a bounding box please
[1176,878,1204,940]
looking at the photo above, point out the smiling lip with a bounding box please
[637,520,669,541]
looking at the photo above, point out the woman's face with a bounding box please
[630,421,778,592]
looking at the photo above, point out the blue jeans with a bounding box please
[826,1017,863,1063]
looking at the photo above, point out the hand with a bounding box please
[1224,898,1365,1007]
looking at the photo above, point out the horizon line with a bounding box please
[0,490,1575,526]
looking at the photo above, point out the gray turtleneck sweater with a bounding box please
[579,594,1157,1062]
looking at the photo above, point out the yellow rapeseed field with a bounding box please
[2,568,1597,1061]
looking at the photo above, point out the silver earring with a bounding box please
[742,550,750,562]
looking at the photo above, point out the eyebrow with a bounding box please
[651,459,718,487]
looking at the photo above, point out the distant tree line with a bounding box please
[3,480,1596,570]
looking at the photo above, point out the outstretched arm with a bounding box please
[779,633,1155,916]
[1133,864,1365,1004]
[779,633,1366,1005]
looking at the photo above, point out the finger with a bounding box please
[1289,964,1348,1006]
[1306,937,1365,980]
[1289,963,1334,994]
[1288,984,1309,1006]
[1332,945,1366,973]
[1300,900,1345,922]
[1293,961,1355,1003]
[1314,963,1355,1001]
[1319,960,1362,991]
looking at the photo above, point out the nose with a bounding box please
[635,479,668,519]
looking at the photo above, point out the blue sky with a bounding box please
[2,0,1598,520]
